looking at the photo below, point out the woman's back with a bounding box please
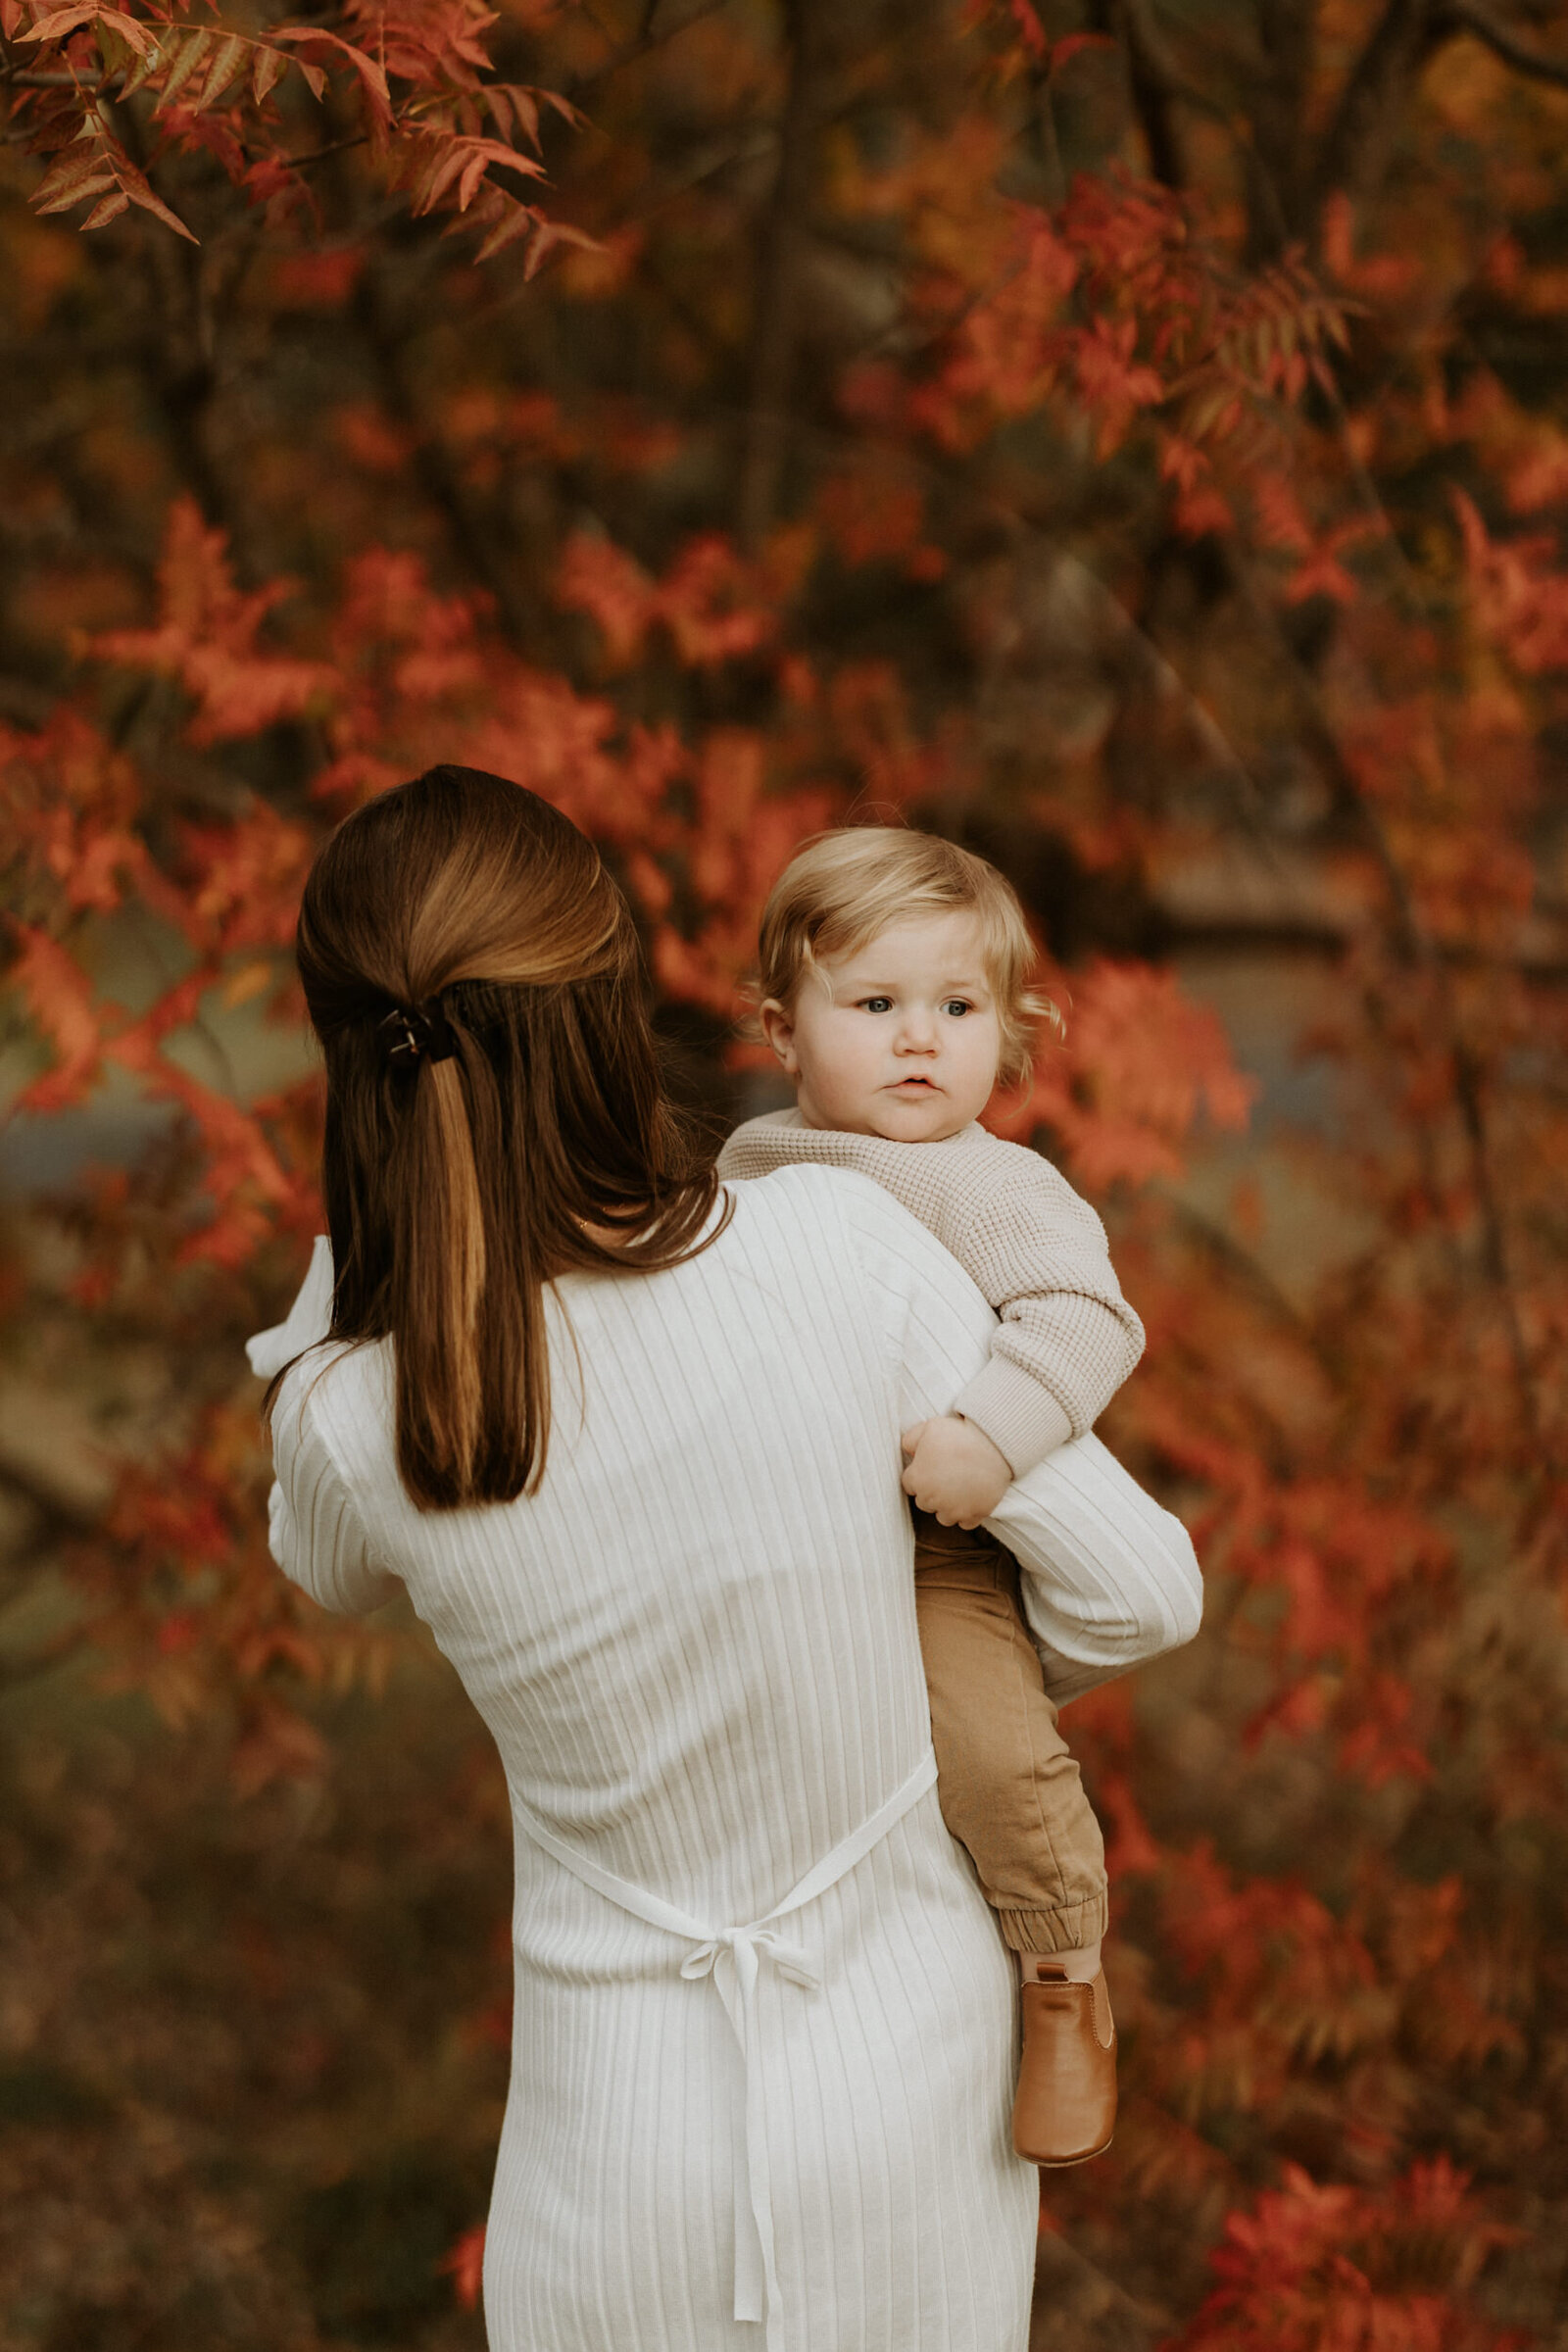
[273,1165,1039,2351]
[268,767,1200,2350]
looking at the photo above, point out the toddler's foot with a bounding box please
[1011,1960,1117,2167]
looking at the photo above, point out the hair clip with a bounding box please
[379,997,458,1065]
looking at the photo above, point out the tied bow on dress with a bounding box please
[513,1747,940,2352]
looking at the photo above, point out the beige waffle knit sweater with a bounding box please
[716,1113,1145,1476]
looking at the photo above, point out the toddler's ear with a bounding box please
[759,998,799,1074]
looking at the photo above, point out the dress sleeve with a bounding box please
[268,1357,402,1617]
[246,1235,335,1379]
[838,1173,1201,1699]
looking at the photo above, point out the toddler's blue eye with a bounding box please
[943,999,973,1017]
[859,996,893,1013]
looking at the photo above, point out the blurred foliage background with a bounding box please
[3,0,1568,2344]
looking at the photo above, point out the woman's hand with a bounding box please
[900,1415,1013,1528]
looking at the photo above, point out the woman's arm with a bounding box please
[268,1342,402,1617]
[987,1434,1202,1701]
[838,1173,1201,1702]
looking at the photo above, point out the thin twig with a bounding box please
[285,131,369,168]
[2,68,101,88]
[566,0,729,96]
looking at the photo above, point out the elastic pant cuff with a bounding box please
[996,1894,1110,1955]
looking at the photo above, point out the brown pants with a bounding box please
[913,1512,1108,1955]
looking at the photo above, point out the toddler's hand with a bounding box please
[900,1415,1013,1528]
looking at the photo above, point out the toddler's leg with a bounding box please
[911,1513,1108,1958]
[912,1511,1116,2169]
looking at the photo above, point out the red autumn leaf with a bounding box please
[8,925,111,1108]
[441,2223,487,2309]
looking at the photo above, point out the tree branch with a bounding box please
[1098,0,1299,253]
[565,0,731,97]
[737,0,829,549]
[1311,0,1443,216]
[1216,546,1542,1430]
[1446,0,1568,83]
[354,259,538,649]
[1247,0,1316,249]
[1094,0,1187,188]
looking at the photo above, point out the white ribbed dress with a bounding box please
[263,1167,1200,2352]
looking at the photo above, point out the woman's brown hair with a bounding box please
[290,765,728,1511]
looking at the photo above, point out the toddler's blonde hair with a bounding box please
[755,827,1055,1089]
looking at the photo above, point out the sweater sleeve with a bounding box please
[836,1175,1200,1698]
[950,1164,1146,1476]
[719,1120,1146,1478]
[269,1354,401,1617]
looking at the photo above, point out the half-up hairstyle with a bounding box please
[291,765,729,1511]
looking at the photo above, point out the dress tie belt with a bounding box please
[513,1744,939,2352]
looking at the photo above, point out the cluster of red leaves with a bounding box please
[1,0,591,262]
[8,482,1254,1236]
[1173,2159,1524,2352]
[5,0,1568,2336]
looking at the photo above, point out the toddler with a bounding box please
[716,827,1145,2167]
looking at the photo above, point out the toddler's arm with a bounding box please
[904,1152,1147,1526]
[838,1172,1201,1701]
[947,1164,1144,1479]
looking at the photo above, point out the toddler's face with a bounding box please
[761,911,1003,1142]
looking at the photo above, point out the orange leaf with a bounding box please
[19,1,101,38]
[31,145,120,217]
[8,926,108,1109]
[252,43,285,102]
[153,24,214,109]
[441,2224,487,2310]
[79,186,130,230]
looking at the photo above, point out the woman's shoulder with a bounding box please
[720,1156,920,1238]
[717,1157,947,1278]
[270,1337,392,1478]
[723,1156,888,1208]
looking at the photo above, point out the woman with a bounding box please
[256,766,1200,2352]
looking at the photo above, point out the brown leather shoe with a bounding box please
[1011,1963,1117,2167]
